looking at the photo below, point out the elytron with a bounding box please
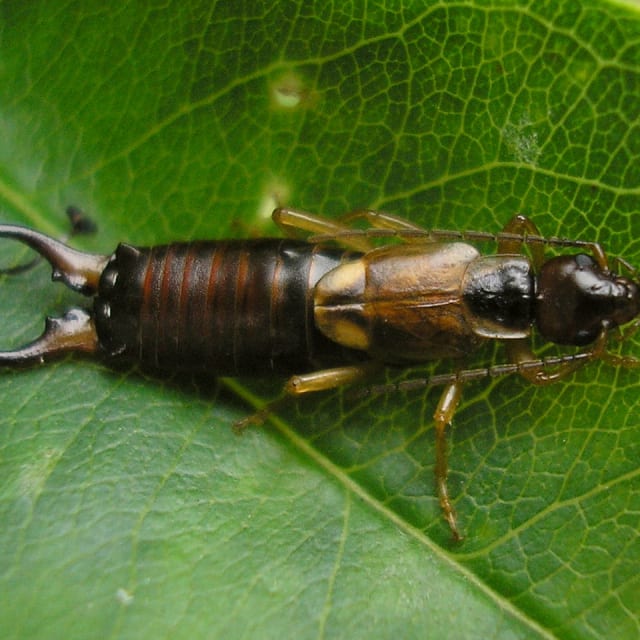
[1,207,639,540]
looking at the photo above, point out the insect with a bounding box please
[1,206,639,540]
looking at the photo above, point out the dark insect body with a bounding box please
[95,239,361,374]
[1,207,639,540]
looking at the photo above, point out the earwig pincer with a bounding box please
[2,207,640,540]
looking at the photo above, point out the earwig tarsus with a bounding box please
[1,207,639,540]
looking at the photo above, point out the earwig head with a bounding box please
[0,224,109,365]
[536,254,640,346]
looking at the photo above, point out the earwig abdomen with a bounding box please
[94,239,361,374]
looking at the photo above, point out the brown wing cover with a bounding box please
[315,242,485,363]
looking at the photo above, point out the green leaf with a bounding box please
[1,1,640,638]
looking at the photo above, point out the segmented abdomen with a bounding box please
[94,238,358,374]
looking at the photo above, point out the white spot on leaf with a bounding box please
[116,587,134,606]
[502,115,541,165]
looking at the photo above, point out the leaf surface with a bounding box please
[1,2,639,639]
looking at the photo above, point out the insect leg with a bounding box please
[612,319,640,345]
[506,332,606,385]
[335,209,456,245]
[498,215,546,269]
[284,362,382,395]
[601,352,640,368]
[271,207,374,251]
[339,208,428,232]
[233,363,381,432]
[300,209,612,265]
[499,214,609,271]
[433,381,464,541]
[289,363,465,540]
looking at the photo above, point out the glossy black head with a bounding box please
[536,254,640,346]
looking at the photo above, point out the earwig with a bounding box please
[2,206,640,540]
